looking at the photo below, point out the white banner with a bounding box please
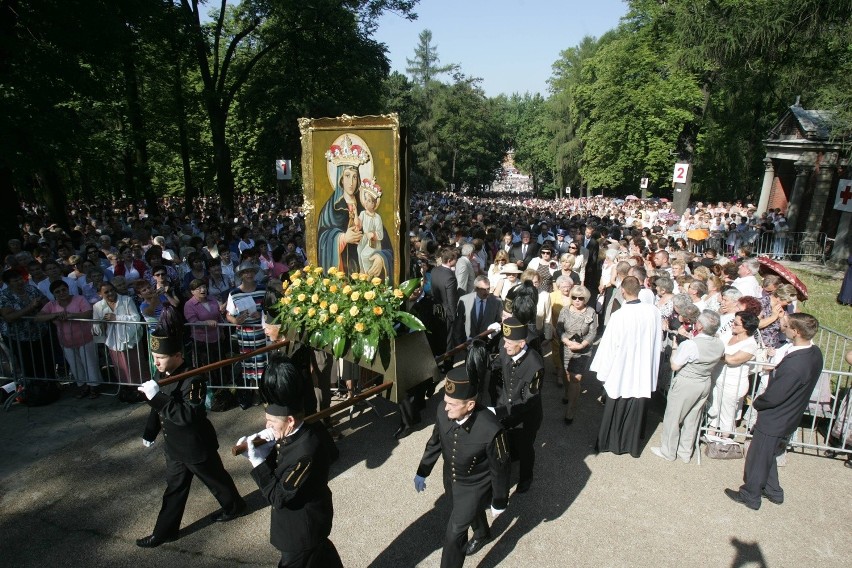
[276,159,292,180]
[835,179,852,212]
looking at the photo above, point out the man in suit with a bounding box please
[454,276,503,347]
[136,327,245,548]
[431,247,460,362]
[725,313,823,510]
[510,231,538,270]
[455,243,477,297]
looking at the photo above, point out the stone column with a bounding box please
[805,153,837,241]
[756,158,774,215]
[785,160,812,232]
[829,211,851,268]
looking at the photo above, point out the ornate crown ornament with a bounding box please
[325,134,370,167]
[360,178,382,200]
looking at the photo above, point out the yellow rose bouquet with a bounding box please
[272,265,425,362]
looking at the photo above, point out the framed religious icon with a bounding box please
[299,114,407,285]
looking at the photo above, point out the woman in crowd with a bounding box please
[225,262,267,409]
[487,250,509,293]
[184,278,225,383]
[0,270,54,381]
[36,280,100,398]
[758,283,797,348]
[704,275,724,313]
[92,281,150,401]
[206,258,234,303]
[112,245,147,287]
[553,253,580,285]
[555,284,597,425]
[569,240,587,285]
[707,311,759,437]
[654,276,675,321]
[493,262,522,300]
[181,252,208,292]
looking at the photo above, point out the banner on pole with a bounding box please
[276,159,292,180]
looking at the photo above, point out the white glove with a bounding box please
[490,506,504,518]
[138,380,160,400]
[414,475,427,492]
[238,434,274,468]
[487,406,496,415]
[142,439,154,448]
[487,322,501,337]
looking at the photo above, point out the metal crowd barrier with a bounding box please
[693,345,852,465]
[0,318,265,393]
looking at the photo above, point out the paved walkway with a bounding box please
[1,376,850,567]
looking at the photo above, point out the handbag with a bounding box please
[753,330,770,365]
[704,440,744,459]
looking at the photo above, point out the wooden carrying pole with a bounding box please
[153,340,289,388]
[230,382,393,456]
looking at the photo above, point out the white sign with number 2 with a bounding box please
[672,162,689,184]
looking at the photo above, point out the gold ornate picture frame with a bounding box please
[299,114,405,285]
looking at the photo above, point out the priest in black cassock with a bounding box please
[591,276,662,457]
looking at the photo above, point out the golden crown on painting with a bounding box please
[325,134,370,167]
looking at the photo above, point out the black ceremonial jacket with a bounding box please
[142,363,219,464]
[251,422,335,554]
[417,406,511,510]
[496,346,544,429]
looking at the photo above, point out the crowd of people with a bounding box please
[0,189,848,565]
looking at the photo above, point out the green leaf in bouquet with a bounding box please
[396,311,426,332]
[331,333,347,358]
[351,334,365,363]
[309,329,325,349]
[363,334,379,364]
[398,278,421,298]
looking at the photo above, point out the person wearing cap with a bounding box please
[237,354,342,567]
[136,325,246,548]
[591,276,662,458]
[415,341,510,566]
[492,262,521,301]
[495,316,544,493]
[554,228,571,255]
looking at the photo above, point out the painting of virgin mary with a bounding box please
[316,133,393,277]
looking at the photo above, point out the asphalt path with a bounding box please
[1,368,850,567]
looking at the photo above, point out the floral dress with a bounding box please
[556,306,598,373]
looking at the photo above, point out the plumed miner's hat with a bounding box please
[445,339,489,401]
[150,305,183,355]
[260,352,305,417]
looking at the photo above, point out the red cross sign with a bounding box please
[835,179,852,212]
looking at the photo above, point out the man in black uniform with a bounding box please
[415,343,510,568]
[495,317,544,494]
[237,356,342,567]
[136,328,246,548]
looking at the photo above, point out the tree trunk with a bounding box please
[173,56,195,213]
[123,43,157,216]
[37,165,70,232]
[209,107,236,215]
[0,166,22,248]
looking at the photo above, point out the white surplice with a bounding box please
[590,301,662,399]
